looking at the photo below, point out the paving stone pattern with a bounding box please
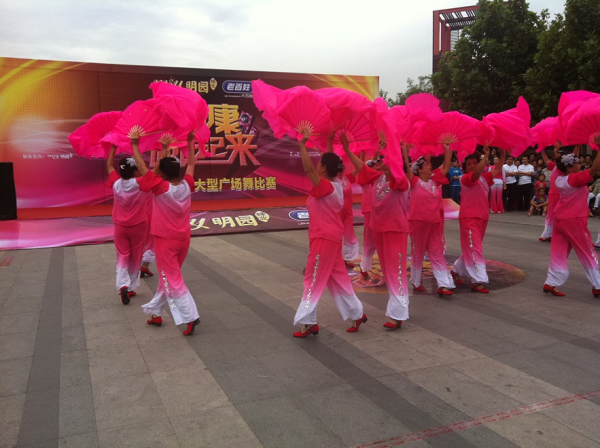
[1,212,600,447]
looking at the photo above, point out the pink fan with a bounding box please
[275,86,332,146]
[564,96,600,149]
[389,105,413,143]
[101,98,177,153]
[478,97,534,155]
[405,93,443,124]
[414,111,480,151]
[558,90,600,131]
[252,79,292,138]
[150,82,210,145]
[68,111,122,159]
[313,87,373,152]
[531,116,561,152]
[371,98,403,177]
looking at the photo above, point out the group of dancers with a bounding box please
[106,129,600,338]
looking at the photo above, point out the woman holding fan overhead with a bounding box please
[132,131,201,336]
[451,146,505,293]
[343,134,410,330]
[292,129,367,337]
[403,143,456,297]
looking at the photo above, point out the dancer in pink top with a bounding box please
[403,143,455,297]
[539,144,574,242]
[132,131,201,336]
[451,146,506,293]
[489,156,505,213]
[293,130,366,338]
[106,145,148,305]
[344,135,410,330]
[543,143,600,297]
[140,194,155,277]
[337,171,360,267]
[358,151,382,279]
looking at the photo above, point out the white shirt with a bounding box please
[503,164,518,184]
[517,164,534,185]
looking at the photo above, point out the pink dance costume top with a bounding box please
[409,168,448,223]
[340,174,355,211]
[459,171,494,220]
[307,178,344,242]
[360,183,373,214]
[106,171,147,227]
[547,162,560,205]
[553,169,593,221]
[358,165,409,233]
[139,171,194,240]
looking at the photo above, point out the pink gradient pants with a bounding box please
[374,231,409,321]
[409,220,455,289]
[453,218,489,284]
[141,235,199,326]
[294,238,364,326]
[490,183,504,213]
[114,221,147,291]
[340,209,359,262]
[142,231,155,264]
[541,202,555,239]
[360,212,377,273]
[545,217,600,289]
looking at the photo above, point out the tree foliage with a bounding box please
[431,0,544,118]
[525,0,600,121]
[380,76,433,107]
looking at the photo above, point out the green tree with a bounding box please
[525,0,600,121]
[379,76,433,107]
[432,0,543,118]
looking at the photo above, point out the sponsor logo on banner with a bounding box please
[289,210,309,221]
[222,80,252,96]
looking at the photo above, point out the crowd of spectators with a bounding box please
[445,149,599,217]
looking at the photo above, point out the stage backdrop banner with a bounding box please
[0,57,379,209]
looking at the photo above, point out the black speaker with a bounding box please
[0,162,17,220]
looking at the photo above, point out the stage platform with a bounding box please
[1,212,600,447]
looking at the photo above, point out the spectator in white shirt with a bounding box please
[503,156,518,211]
[517,156,535,211]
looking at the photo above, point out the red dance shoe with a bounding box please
[345,261,355,269]
[413,285,425,292]
[120,286,130,305]
[347,313,368,333]
[471,283,489,294]
[450,271,465,285]
[293,324,319,338]
[140,267,154,277]
[543,284,565,297]
[361,270,369,279]
[383,319,402,330]
[127,291,137,298]
[147,316,162,327]
[183,318,200,336]
[593,289,600,298]
[438,287,453,297]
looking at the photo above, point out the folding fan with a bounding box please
[564,96,600,149]
[478,97,534,155]
[414,111,480,150]
[370,97,403,177]
[313,87,373,152]
[68,111,122,159]
[101,98,177,153]
[150,82,210,139]
[531,116,561,152]
[405,93,443,124]
[275,86,332,146]
[251,79,292,138]
[389,105,412,143]
[558,90,600,130]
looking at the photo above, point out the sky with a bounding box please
[0,0,566,96]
